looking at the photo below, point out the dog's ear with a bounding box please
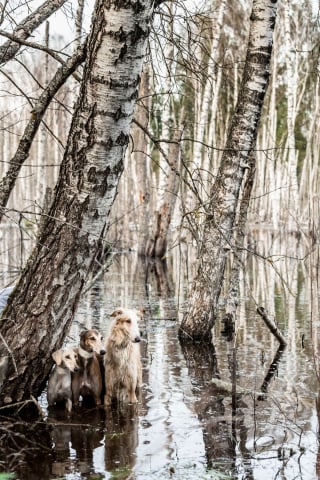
[80,330,88,340]
[111,308,124,317]
[52,350,63,365]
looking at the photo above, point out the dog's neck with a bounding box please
[55,365,70,374]
[78,346,94,359]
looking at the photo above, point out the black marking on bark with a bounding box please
[115,43,128,64]
[87,166,96,183]
[115,131,129,146]
[114,106,122,121]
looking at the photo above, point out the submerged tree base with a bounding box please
[178,310,215,344]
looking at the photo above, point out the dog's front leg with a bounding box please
[128,382,138,404]
[66,398,72,413]
[71,373,81,408]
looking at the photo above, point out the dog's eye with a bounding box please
[65,355,70,359]
[126,319,131,324]
[90,337,96,341]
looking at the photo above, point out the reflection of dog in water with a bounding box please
[48,407,105,477]
[104,308,142,405]
[72,329,106,407]
[105,405,139,474]
[47,346,79,413]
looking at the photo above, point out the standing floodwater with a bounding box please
[0,230,319,480]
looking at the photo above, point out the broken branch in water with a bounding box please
[256,306,287,347]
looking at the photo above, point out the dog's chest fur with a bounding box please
[49,367,71,400]
[106,342,139,380]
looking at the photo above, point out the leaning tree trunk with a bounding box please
[0,0,154,408]
[179,0,278,342]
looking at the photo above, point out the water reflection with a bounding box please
[105,405,139,477]
[0,231,320,479]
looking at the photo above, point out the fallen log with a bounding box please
[210,378,264,397]
[256,306,287,347]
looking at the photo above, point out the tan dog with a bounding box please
[47,346,79,413]
[72,329,106,407]
[104,308,142,405]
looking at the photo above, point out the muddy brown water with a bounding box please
[0,240,320,480]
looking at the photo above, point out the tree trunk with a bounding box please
[131,67,152,256]
[146,129,182,258]
[179,0,278,343]
[0,0,154,408]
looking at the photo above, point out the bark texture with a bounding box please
[179,0,278,342]
[0,0,153,407]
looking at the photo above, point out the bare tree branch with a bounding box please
[0,0,69,65]
[0,41,87,222]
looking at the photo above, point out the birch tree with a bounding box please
[179,0,279,342]
[0,0,155,408]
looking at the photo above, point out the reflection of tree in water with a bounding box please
[180,341,237,471]
[0,415,52,479]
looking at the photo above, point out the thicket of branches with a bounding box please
[0,0,318,276]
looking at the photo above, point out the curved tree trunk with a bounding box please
[179,0,279,342]
[0,0,154,408]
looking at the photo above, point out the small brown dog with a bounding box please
[72,329,106,407]
[104,308,142,406]
[47,345,79,413]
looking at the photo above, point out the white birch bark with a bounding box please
[283,0,298,229]
[74,0,85,49]
[37,22,50,212]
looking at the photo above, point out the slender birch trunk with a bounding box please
[179,0,278,342]
[37,22,50,211]
[133,67,152,256]
[146,11,181,258]
[0,0,154,408]
[283,0,298,229]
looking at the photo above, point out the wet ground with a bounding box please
[1,239,320,480]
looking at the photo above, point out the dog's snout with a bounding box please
[100,348,106,355]
[134,336,141,343]
[74,366,80,372]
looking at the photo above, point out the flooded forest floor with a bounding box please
[0,229,320,480]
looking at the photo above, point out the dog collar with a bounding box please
[78,346,94,359]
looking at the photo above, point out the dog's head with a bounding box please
[110,308,141,344]
[52,346,79,372]
[80,329,106,355]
